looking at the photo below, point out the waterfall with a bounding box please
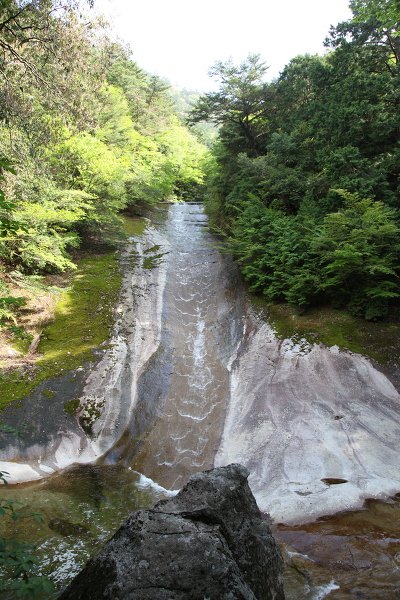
[2,201,400,524]
[119,202,243,488]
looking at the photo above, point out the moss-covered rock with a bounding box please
[64,397,81,416]
[78,396,105,436]
[0,250,121,410]
[251,296,400,368]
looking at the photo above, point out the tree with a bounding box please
[327,0,400,71]
[0,156,22,237]
[188,54,274,157]
[350,0,400,31]
[312,189,400,319]
[0,0,94,79]
[201,6,400,319]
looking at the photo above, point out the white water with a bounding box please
[127,202,242,488]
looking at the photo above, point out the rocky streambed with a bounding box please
[1,202,400,598]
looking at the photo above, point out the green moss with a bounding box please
[42,390,55,399]
[121,215,147,237]
[143,253,165,269]
[119,248,141,270]
[142,246,167,270]
[64,398,81,416]
[11,335,33,355]
[250,294,400,367]
[143,245,161,254]
[79,397,105,435]
[0,251,122,410]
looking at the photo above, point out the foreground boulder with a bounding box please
[59,464,285,599]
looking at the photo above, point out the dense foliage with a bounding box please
[0,0,210,332]
[190,0,400,319]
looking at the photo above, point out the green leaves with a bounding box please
[0,158,26,239]
[224,189,400,319]
[310,190,400,318]
[0,296,27,333]
[0,12,211,277]
[189,54,273,157]
[203,4,400,321]
[350,0,400,32]
[0,425,54,598]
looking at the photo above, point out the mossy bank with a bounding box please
[0,215,147,410]
[250,296,400,371]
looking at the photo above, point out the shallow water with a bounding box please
[0,464,171,598]
[2,469,400,599]
[104,202,244,489]
[275,493,400,599]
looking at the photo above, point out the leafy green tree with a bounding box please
[0,1,104,133]
[224,189,400,320]
[229,195,313,302]
[327,2,400,73]
[0,4,212,282]
[312,190,400,319]
[202,16,400,319]
[189,54,274,157]
[0,156,24,237]
[350,0,400,35]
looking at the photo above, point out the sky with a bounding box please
[94,0,353,91]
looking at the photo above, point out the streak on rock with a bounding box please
[58,464,285,600]
[215,320,400,524]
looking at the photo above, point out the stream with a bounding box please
[1,202,400,599]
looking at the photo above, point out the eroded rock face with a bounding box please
[215,320,400,524]
[0,226,169,483]
[58,464,285,600]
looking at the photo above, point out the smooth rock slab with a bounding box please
[58,464,285,600]
[216,322,400,523]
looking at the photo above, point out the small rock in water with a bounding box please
[58,464,285,600]
[48,519,90,537]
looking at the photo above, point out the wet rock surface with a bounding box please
[58,464,285,600]
[4,203,400,598]
[48,518,90,537]
[127,203,244,489]
[275,492,400,599]
[0,225,170,482]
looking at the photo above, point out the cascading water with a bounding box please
[118,202,243,488]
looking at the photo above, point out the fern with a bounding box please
[0,296,26,328]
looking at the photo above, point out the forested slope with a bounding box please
[0,0,209,339]
[190,0,400,320]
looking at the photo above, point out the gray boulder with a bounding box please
[58,464,285,600]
